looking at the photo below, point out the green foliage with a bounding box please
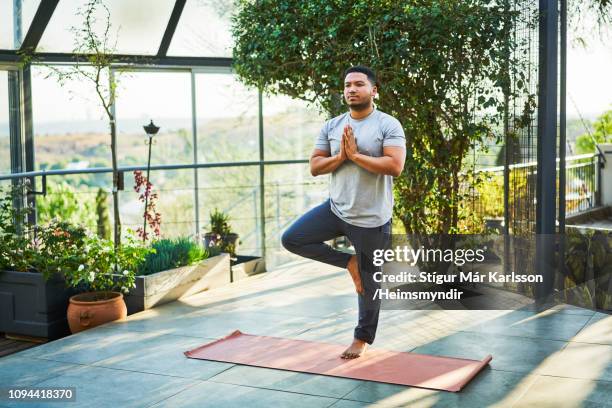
[209,207,232,235]
[0,183,35,272]
[0,184,153,294]
[61,231,152,294]
[95,188,111,240]
[137,237,209,276]
[206,208,238,256]
[36,181,96,228]
[232,0,531,234]
[574,109,612,154]
[562,227,612,309]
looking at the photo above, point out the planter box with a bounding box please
[231,255,266,282]
[0,270,78,340]
[116,253,231,315]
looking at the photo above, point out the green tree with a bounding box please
[37,181,96,228]
[95,187,111,240]
[575,109,612,154]
[232,0,528,233]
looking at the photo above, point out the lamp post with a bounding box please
[142,120,160,240]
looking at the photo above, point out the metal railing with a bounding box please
[462,153,602,228]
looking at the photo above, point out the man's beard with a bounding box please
[347,99,372,111]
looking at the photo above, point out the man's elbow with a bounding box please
[392,164,404,177]
[309,161,318,177]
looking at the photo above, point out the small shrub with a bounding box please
[137,237,209,276]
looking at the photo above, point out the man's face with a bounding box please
[344,72,377,110]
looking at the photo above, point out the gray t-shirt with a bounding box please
[314,108,406,227]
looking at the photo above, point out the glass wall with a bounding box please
[31,66,111,172]
[198,166,260,254]
[120,169,195,239]
[115,71,193,166]
[262,93,327,161]
[264,163,328,267]
[0,71,9,176]
[10,66,329,267]
[194,73,259,162]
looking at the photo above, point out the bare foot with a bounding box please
[340,338,368,359]
[346,255,364,295]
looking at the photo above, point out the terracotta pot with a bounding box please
[67,291,127,334]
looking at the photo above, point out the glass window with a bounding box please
[262,93,327,161]
[0,71,10,175]
[264,163,327,268]
[0,0,40,49]
[31,65,111,171]
[198,166,259,255]
[114,71,193,166]
[121,169,196,239]
[168,0,233,57]
[38,0,175,54]
[195,73,259,163]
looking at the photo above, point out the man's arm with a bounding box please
[343,126,406,177]
[351,147,406,177]
[309,149,345,177]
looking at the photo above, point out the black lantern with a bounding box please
[143,120,160,136]
[142,120,160,241]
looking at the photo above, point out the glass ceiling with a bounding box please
[1,0,234,57]
[38,0,176,55]
[0,0,41,49]
[167,0,233,58]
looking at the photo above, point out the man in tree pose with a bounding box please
[282,65,406,359]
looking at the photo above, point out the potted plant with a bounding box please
[63,230,152,334]
[116,237,231,314]
[203,208,239,257]
[0,185,81,340]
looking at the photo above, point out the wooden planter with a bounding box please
[231,255,266,282]
[0,270,79,340]
[114,253,231,315]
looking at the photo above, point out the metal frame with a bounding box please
[158,0,187,57]
[535,0,559,302]
[19,0,59,51]
[0,51,233,68]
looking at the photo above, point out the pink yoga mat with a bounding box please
[184,330,492,392]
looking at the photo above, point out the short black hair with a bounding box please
[343,65,378,88]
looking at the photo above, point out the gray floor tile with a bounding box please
[148,380,338,408]
[106,309,318,339]
[410,331,566,374]
[341,369,538,408]
[514,375,612,408]
[459,310,593,341]
[0,355,80,388]
[207,365,363,399]
[572,313,612,345]
[14,327,190,365]
[91,334,234,380]
[1,365,199,408]
[535,342,612,381]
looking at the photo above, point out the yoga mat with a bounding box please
[184,330,492,392]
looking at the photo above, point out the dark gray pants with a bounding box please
[281,199,391,345]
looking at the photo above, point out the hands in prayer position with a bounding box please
[341,124,358,161]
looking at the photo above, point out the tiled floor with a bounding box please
[1,259,610,408]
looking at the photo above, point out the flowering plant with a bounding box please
[0,183,36,272]
[62,230,153,296]
[133,170,161,242]
[1,184,153,297]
